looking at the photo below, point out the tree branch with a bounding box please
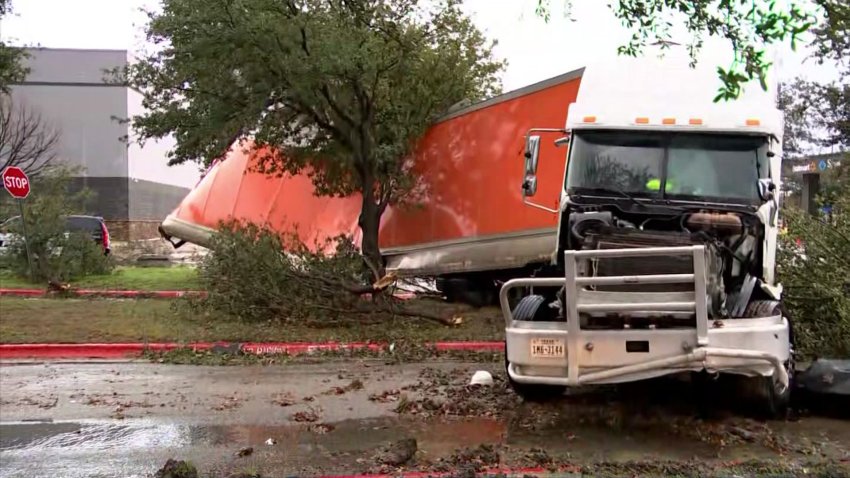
[0,97,59,176]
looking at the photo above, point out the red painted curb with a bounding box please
[0,289,416,300]
[316,466,556,478]
[0,288,206,299]
[0,288,44,297]
[0,341,505,359]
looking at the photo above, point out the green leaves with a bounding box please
[0,44,28,95]
[127,0,502,200]
[536,1,820,102]
[810,0,850,75]
[778,176,850,359]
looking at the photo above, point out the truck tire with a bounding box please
[505,295,566,402]
[738,300,792,419]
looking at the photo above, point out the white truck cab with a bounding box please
[503,51,791,416]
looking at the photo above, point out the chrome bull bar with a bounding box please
[499,245,789,392]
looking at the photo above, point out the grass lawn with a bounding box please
[0,266,200,291]
[0,297,505,344]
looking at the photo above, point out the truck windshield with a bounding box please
[566,131,768,203]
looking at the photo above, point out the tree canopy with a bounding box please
[0,0,29,95]
[537,0,818,101]
[126,0,503,273]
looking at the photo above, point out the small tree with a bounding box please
[126,0,503,278]
[0,96,59,176]
[0,168,112,283]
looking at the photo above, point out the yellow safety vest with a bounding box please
[646,178,676,192]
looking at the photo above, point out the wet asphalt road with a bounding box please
[1,360,849,477]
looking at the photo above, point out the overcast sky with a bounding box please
[2,0,837,88]
[0,0,840,185]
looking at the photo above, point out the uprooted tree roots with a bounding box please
[190,222,461,326]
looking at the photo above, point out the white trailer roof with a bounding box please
[566,47,783,140]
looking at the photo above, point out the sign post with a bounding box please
[2,167,35,281]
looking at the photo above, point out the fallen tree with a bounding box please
[192,221,461,326]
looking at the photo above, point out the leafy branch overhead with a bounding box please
[537,0,817,101]
[0,0,29,94]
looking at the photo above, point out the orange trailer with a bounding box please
[160,69,583,299]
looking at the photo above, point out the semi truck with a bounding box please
[500,54,791,416]
[161,51,791,415]
[160,69,584,304]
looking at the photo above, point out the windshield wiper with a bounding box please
[572,187,649,209]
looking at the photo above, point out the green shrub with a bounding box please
[0,168,113,282]
[778,182,850,359]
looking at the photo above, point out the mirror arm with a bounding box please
[525,128,569,144]
[523,197,560,214]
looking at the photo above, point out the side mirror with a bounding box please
[524,135,541,175]
[758,178,776,201]
[522,135,541,197]
[522,175,538,197]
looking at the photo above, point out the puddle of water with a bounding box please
[1,411,847,478]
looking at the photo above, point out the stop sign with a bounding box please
[2,166,31,199]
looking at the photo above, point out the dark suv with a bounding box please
[0,215,111,255]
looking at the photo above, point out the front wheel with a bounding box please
[736,371,792,419]
[738,300,793,419]
[505,295,566,401]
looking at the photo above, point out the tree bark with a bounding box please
[358,191,385,280]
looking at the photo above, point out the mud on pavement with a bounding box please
[0,360,848,477]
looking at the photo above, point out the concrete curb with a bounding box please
[0,341,505,359]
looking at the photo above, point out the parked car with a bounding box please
[0,215,111,255]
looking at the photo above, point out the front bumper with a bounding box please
[501,245,791,392]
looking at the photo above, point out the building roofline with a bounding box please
[23,46,128,54]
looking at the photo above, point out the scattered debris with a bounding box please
[271,393,296,407]
[375,438,418,466]
[212,394,243,411]
[226,473,261,478]
[730,426,757,442]
[154,459,198,478]
[324,379,365,396]
[469,370,494,386]
[111,406,126,420]
[431,444,501,474]
[369,389,401,403]
[291,407,321,423]
[391,368,517,418]
[521,447,555,468]
[235,447,254,458]
[309,423,335,434]
[19,396,58,409]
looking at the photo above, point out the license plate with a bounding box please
[530,338,565,358]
